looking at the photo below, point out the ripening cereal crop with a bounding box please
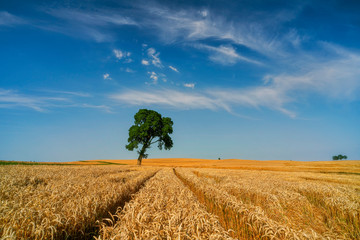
[96,168,233,240]
[175,168,360,239]
[1,161,359,240]
[0,165,158,239]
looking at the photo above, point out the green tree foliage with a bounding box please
[126,109,173,165]
[332,154,348,160]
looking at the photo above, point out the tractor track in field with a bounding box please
[172,168,240,239]
[74,170,159,240]
[4,164,358,239]
[96,168,234,239]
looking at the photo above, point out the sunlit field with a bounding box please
[0,165,158,239]
[70,158,360,174]
[1,159,359,239]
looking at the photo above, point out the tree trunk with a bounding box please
[137,155,142,165]
[137,144,148,166]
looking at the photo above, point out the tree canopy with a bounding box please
[126,109,173,165]
[332,154,348,160]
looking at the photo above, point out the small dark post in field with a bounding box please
[126,109,173,165]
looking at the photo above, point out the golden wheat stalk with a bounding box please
[0,165,157,239]
[96,168,234,240]
[177,167,359,239]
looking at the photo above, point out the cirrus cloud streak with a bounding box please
[109,45,360,118]
[110,89,230,112]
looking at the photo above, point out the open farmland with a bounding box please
[70,158,360,174]
[0,165,158,239]
[1,160,359,239]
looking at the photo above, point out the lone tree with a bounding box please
[332,154,348,160]
[126,109,173,165]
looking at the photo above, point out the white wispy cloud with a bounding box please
[39,4,303,57]
[148,71,158,84]
[113,49,133,64]
[215,45,360,117]
[193,44,261,65]
[141,59,150,65]
[110,89,228,111]
[159,73,167,83]
[212,47,360,117]
[60,91,91,97]
[199,10,208,17]
[9,4,357,118]
[0,11,26,26]
[109,88,289,116]
[147,48,162,67]
[36,2,307,57]
[140,46,163,68]
[113,49,131,59]
[109,46,360,118]
[41,90,91,97]
[47,8,137,26]
[125,68,134,73]
[207,87,295,118]
[0,89,67,112]
[136,4,299,56]
[80,104,113,113]
[113,49,123,59]
[264,44,360,101]
[184,83,195,89]
[0,89,114,113]
[103,73,111,80]
[43,8,137,42]
[169,65,179,72]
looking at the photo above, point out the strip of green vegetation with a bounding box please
[0,160,127,166]
[0,160,81,166]
[0,161,39,165]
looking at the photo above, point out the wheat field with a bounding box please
[0,165,158,239]
[1,160,359,239]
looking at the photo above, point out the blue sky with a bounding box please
[1,0,359,161]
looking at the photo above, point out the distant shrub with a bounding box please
[332,154,347,160]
